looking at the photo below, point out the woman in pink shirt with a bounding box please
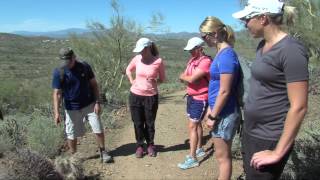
[178,37,211,169]
[126,38,166,158]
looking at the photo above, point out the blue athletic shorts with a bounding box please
[186,95,208,122]
[211,107,240,141]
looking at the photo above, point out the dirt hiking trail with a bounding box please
[76,91,243,180]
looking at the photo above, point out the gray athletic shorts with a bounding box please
[65,103,103,140]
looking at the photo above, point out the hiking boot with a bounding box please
[177,155,199,170]
[147,145,156,157]
[135,146,144,158]
[196,148,206,158]
[101,151,112,163]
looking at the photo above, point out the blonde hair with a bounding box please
[268,5,297,27]
[199,16,235,47]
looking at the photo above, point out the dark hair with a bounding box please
[150,42,159,56]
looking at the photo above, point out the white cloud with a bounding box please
[1,18,86,32]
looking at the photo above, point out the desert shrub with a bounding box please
[0,105,64,158]
[0,130,15,154]
[26,108,64,158]
[0,115,28,153]
[2,149,63,180]
[281,66,320,179]
[231,133,242,160]
[281,125,320,180]
[69,0,142,105]
[1,149,88,180]
[54,155,85,180]
[69,0,184,105]
[100,104,128,130]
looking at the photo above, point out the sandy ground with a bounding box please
[76,91,243,180]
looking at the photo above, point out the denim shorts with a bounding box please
[186,96,208,122]
[211,107,240,141]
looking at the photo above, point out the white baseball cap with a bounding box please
[133,37,153,53]
[184,37,205,51]
[232,0,284,19]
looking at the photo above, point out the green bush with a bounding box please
[26,109,64,158]
[0,115,28,153]
[282,126,320,179]
[281,68,320,179]
[0,130,15,154]
[100,105,124,130]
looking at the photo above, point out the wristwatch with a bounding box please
[208,114,220,121]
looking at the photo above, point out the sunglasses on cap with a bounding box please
[240,13,265,24]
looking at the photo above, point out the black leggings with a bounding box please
[129,92,158,147]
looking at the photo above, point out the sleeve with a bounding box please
[197,57,211,73]
[126,56,138,75]
[218,50,237,74]
[52,68,61,89]
[282,42,309,83]
[158,59,166,82]
[82,61,95,79]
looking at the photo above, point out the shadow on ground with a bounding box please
[109,134,212,158]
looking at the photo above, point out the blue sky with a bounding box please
[0,0,244,33]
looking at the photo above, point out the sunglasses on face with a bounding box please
[201,32,217,39]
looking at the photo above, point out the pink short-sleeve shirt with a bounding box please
[126,55,166,96]
[185,55,211,100]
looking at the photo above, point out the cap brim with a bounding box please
[232,8,251,19]
[133,46,144,53]
[184,45,194,51]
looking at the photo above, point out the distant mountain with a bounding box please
[12,28,201,39]
[12,28,90,38]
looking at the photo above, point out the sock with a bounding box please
[99,147,105,153]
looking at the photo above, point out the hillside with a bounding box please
[12,28,91,39]
[0,33,67,111]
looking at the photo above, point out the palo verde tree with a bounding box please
[69,0,168,104]
[287,0,320,65]
[69,0,142,103]
[238,0,320,64]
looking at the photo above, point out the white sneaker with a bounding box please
[177,155,199,170]
[101,151,112,163]
[196,148,206,158]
